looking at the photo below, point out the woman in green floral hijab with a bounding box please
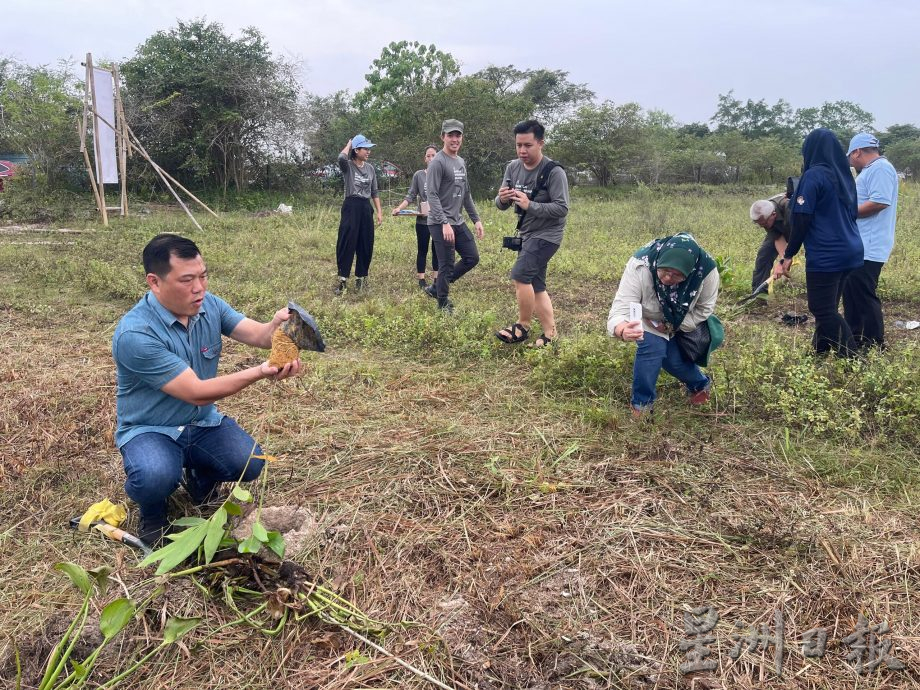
[634,233,718,328]
[608,232,721,417]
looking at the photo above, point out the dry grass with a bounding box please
[2,191,920,689]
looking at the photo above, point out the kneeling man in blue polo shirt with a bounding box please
[113,234,300,545]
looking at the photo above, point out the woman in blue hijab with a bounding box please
[777,128,862,356]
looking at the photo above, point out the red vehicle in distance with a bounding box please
[0,160,15,192]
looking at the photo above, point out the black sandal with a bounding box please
[531,334,554,348]
[496,322,529,344]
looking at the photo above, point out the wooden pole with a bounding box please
[124,124,219,218]
[78,119,105,215]
[86,54,108,227]
[123,126,201,231]
[112,64,128,217]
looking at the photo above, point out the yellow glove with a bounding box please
[78,499,127,532]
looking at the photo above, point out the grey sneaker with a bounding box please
[334,279,347,296]
[355,276,368,292]
[437,298,454,314]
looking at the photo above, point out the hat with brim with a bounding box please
[441,119,464,134]
[846,132,879,156]
[352,134,375,149]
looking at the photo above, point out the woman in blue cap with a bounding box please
[776,128,863,356]
[607,232,721,418]
[335,135,383,295]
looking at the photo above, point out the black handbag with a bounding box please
[674,315,724,367]
[674,323,711,365]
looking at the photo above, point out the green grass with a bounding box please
[1,184,920,688]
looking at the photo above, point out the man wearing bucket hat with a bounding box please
[334,134,384,295]
[843,132,898,350]
[424,119,485,313]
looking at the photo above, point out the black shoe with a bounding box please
[137,516,169,548]
[334,279,347,296]
[183,468,227,510]
[424,285,437,299]
[437,298,454,314]
[418,278,427,288]
[355,276,368,292]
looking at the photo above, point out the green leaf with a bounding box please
[162,616,200,645]
[87,565,112,595]
[231,486,252,503]
[265,531,286,559]
[170,516,207,527]
[54,562,91,595]
[70,658,88,679]
[237,534,262,554]
[202,507,227,564]
[223,501,242,516]
[251,521,269,543]
[99,598,136,640]
[138,522,209,575]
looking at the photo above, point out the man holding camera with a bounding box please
[425,118,484,313]
[495,120,569,347]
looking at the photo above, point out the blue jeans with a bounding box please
[632,331,710,410]
[119,417,264,521]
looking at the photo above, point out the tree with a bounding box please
[354,41,459,111]
[0,59,82,186]
[878,124,920,149]
[793,101,874,142]
[471,65,593,124]
[712,90,795,140]
[886,139,920,176]
[553,102,646,186]
[121,19,303,192]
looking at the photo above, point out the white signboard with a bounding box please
[92,68,118,184]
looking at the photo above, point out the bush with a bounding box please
[0,173,93,223]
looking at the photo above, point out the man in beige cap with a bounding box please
[424,118,485,313]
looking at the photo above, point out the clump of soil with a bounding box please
[231,505,318,561]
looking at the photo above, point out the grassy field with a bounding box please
[2,183,920,689]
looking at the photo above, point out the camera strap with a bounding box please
[515,160,563,232]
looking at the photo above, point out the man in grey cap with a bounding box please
[843,132,899,350]
[424,118,485,312]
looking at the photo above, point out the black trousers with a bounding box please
[752,234,779,291]
[415,219,438,274]
[336,196,374,278]
[806,270,856,357]
[842,260,885,349]
[429,223,479,299]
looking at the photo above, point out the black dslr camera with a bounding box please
[502,235,522,251]
[502,179,523,251]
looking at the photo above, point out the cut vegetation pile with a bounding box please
[1,185,920,688]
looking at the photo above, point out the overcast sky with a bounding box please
[6,0,918,129]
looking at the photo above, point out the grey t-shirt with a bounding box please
[426,151,480,226]
[338,153,379,199]
[495,157,569,245]
[405,169,429,215]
